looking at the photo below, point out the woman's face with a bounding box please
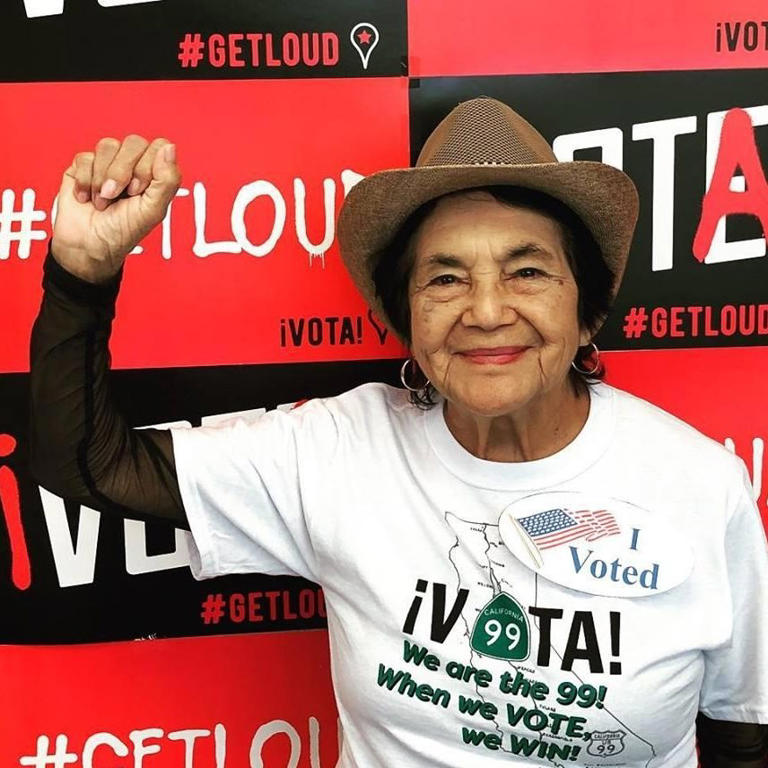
[407,189,590,417]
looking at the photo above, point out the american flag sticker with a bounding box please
[516,508,621,551]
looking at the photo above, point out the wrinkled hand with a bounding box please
[52,135,181,283]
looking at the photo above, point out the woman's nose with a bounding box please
[461,281,518,329]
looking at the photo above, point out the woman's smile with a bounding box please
[457,345,531,364]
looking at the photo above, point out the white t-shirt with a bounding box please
[170,382,768,768]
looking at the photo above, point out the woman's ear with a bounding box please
[578,324,592,348]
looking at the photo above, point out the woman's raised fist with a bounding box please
[51,135,181,283]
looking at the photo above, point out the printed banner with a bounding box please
[1,2,767,766]
[1,77,409,373]
[408,0,768,77]
[1,631,339,766]
[0,359,400,643]
[0,0,407,81]
[604,347,768,528]
[409,71,768,351]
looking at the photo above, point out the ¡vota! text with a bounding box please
[715,20,768,52]
[280,312,389,347]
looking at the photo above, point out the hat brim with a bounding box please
[337,160,639,345]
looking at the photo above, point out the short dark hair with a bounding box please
[371,185,615,407]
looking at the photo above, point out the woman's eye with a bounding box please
[512,267,543,279]
[430,274,460,286]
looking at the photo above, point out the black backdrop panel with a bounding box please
[0,358,402,643]
[410,72,768,350]
[0,0,407,81]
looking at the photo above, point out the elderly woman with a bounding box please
[29,98,767,767]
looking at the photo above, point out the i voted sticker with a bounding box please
[498,492,693,597]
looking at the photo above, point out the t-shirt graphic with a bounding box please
[439,509,657,767]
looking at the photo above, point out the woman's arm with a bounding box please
[697,714,767,767]
[29,239,188,528]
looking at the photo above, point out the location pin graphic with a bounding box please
[350,22,380,70]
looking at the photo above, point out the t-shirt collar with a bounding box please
[423,382,616,490]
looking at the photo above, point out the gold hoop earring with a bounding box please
[400,358,430,392]
[571,341,601,376]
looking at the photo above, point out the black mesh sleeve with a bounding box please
[697,714,768,768]
[28,238,188,528]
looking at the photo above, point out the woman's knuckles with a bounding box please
[56,136,178,274]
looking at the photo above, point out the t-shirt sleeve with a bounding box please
[169,398,339,584]
[698,458,768,723]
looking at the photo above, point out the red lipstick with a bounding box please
[459,346,530,364]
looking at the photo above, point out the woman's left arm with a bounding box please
[696,714,767,768]
[697,459,768,765]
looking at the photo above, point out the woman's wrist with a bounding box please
[43,238,123,307]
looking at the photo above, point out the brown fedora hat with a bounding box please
[336,96,639,343]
